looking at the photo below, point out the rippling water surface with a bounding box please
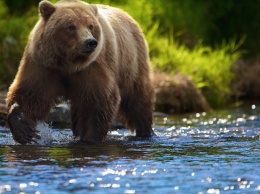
[0,104,259,193]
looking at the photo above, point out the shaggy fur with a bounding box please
[6,0,154,144]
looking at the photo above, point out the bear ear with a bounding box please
[39,0,56,20]
[89,4,98,16]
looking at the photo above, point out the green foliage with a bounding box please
[0,0,7,16]
[153,0,260,58]
[3,0,39,14]
[0,2,38,85]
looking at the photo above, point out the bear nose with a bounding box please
[85,38,97,49]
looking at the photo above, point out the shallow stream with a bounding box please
[0,104,259,193]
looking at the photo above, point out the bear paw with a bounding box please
[8,106,40,144]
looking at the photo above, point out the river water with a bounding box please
[0,104,259,193]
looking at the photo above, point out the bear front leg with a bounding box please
[6,64,61,144]
[71,89,120,143]
[8,104,40,144]
[7,90,58,145]
[7,89,56,145]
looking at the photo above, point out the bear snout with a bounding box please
[84,38,98,53]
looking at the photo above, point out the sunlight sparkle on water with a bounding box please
[0,185,11,192]
[224,186,234,190]
[141,169,158,176]
[69,179,77,183]
[102,168,127,176]
[19,183,27,189]
[125,190,135,194]
[207,188,220,194]
[29,182,39,187]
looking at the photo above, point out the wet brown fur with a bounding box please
[6,0,154,144]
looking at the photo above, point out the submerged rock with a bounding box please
[48,103,71,128]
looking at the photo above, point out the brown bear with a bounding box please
[6,0,154,144]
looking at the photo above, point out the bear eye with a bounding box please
[68,25,77,31]
[89,24,94,30]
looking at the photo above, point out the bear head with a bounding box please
[37,0,103,72]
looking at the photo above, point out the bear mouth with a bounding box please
[80,49,95,55]
[83,50,93,54]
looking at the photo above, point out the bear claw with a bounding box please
[8,106,40,145]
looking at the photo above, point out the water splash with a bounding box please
[35,122,53,145]
[35,122,76,145]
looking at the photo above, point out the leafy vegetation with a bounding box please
[0,0,258,107]
[0,2,38,86]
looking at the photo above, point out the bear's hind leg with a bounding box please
[119,83,154,138]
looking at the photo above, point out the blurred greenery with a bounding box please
[0,0,259,107]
